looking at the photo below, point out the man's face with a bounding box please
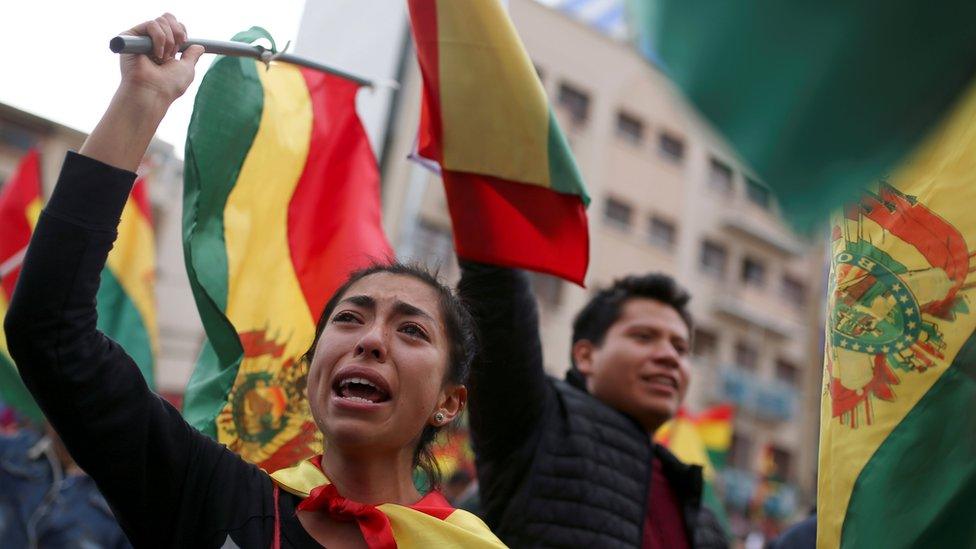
[574,298,691,433]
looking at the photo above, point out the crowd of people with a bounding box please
[1,14,816,549]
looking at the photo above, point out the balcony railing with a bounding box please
[721,208,805,257]
[718,366,796,421]
[711,294,796,339]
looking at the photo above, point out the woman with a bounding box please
[5,14,504,548]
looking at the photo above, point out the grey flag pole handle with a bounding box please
[109,36,271,59]
[108,35,396,90]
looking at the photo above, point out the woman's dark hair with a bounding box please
[300,262,477,490]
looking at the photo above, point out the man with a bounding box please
[0,424,132,548]
[458,263,727,548]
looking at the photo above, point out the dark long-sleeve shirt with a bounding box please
[5,152,322,548]
[457,263,725,548]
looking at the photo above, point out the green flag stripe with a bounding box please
[0,351,43,424]
[546,109,590,205]
[96,267,155,388]
[644,0,976,226]
[181,54,264,434]
[843,334,976,547]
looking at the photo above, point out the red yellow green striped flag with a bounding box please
[182,28,392,472]
[0,152,159,422]
[96,177,157,387]
[820,82,976,548]
[407,0,591,285]
[271,457,505,547]
[0,149,44,423]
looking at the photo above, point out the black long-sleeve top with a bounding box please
[5,152,322,548]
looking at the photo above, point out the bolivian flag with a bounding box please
[819,83,976,548]
[407,0,590,285]
[0,149,43,423]
[97,177,157,386]
[182,28,392,472]
[638,0,976,225]
[0,152,159,422]
[271,456,506,548]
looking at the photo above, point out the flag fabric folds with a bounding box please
[96,177,158,387]
[0,149,44,423]
[271,456,506,548]
[638,0,976,225]
[181,28,392,472]
[407,0,591,285]
[819,82,976,548]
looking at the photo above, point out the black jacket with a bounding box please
[458,262,728,549]
[5,152,331,548]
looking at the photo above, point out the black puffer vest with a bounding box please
[480,379,705,548]
[459,262,726,548]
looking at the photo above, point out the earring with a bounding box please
[434,412,446,425]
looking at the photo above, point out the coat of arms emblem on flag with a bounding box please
[827,184,970,427]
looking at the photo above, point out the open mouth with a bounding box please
[333,375,391,405]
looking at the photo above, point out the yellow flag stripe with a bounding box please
[26,197,42,231]
[105,200,158,358]
[224,60,316,369]
[436,0,552,188]
[696,421,733,450]
[382,504,507,547]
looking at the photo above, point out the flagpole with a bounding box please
[109,36,398,90]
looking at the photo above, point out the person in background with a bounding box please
[768,511,816,549]
[442,469,474,505]
[0,424,131,548]
[459,264,728,548]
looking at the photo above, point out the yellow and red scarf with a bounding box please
[270,456,505,548]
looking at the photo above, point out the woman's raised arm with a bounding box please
[3,17,265,547]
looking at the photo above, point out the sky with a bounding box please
[1,1,307,155]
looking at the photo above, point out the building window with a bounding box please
[604,197,633,231]
[615,111,645,145]
[775,359,799,386]
[734,340,759,370]
[658,131,685,163]
[693,329,719,360]
[699,240,727,278]
[557,82,590,125]
[741,256,767,288]
[530,272,564,308]
[746,177,772,209]
[729,433,752,469]
[708,157,734,195]
[647,216,677,250]
[782,275,806,308]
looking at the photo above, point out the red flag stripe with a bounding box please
[443,172,589,285]
[287,68,393,320]
[408,0,443,163]
[0,149,41,299]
